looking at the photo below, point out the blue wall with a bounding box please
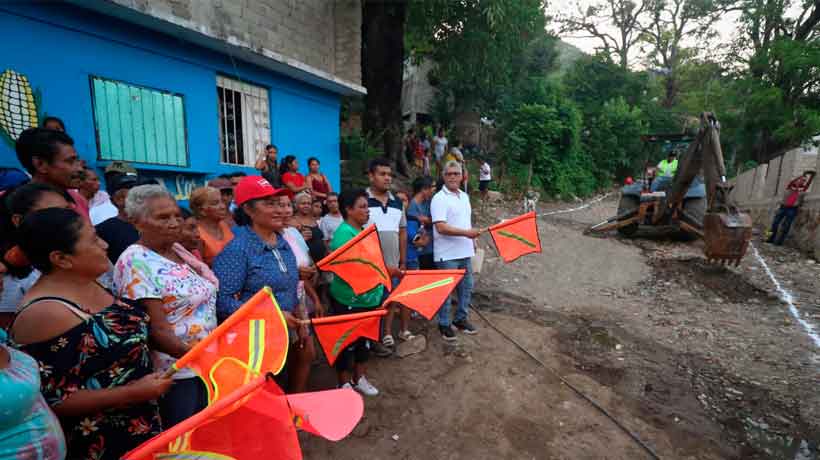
[0,4,341,196]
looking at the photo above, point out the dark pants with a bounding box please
[768,206,798,245]
[330,298,371,373]
[159,377,208,428]
[418,253,435,270]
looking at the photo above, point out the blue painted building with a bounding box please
[0,1,365,199]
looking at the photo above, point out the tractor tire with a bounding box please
[616,195,639,237]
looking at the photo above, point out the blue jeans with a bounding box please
[768,206,798,245]
[435,258,473,327]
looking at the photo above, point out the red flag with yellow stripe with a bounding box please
[488,211,542,263]
[381,269,465,319]
[316,224,392,294]
[170,288,289,404]
[311,309,387,366]
[123,375,364,460]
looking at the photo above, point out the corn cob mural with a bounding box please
[0,69,40,146]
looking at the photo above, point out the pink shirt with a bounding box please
[67,189,90,221]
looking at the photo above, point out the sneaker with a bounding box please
[439,325,457,342]
[340,382,354,390]
[382,334,395,347]
[372,341,393,357]
[398,329,415,341]
[453,320,478,335]
[355,376,379,396]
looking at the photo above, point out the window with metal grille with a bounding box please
[217,76,270,166]
[90,77,188,166]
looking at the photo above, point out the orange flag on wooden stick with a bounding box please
[311,309,388,366]
[381,269,465,319]
[123,374,364,460]
[169,287,289,405]
[488,211,542,263]
[316,224,392,295]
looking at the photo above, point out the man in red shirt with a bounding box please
[767,171,815,245]
[15,127,88,220]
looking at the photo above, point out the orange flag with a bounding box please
[123,375,364,460]
[488,211,542,263]
[170,287,289,404]
[381,269,465,320]
[311,309,388,366]
[288,387,364,441]
[316,224,392,295]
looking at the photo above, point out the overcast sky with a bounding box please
[545,0,744,64]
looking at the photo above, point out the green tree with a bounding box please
[640,0,724,107]
[563,55,650,120]
[727,0,820,161]
[501,80,595,197]
[556,0,651,69]
[407,0,548,114]
[583,97,647,183]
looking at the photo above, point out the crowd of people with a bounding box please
[0,122,490,460]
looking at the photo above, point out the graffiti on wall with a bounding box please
[173,174,204,201]
[0,69,41,147]
[139,173,204,202]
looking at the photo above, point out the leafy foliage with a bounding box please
[583,97,647,183]
[407,0,548,114]
[501,80,596,198]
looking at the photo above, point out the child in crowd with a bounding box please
[178,207,203,261]
[479,157,492,200]
[319,192,343,248]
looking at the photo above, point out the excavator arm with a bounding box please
[666,112,752,264]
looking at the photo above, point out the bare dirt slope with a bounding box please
[301,195,819,460]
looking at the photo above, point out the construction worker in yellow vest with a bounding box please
[656,151,678,177]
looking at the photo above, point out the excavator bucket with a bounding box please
[702,210,752,265]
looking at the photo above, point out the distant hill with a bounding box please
[552,39,586,75]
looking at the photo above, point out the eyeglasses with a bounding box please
[445,172,462,176]
[271,247,288,273]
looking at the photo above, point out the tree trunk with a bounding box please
[362,0,409,176]
[526,157,534,188]
[662,73,678,108]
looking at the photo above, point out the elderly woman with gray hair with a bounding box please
[112,184,218,427]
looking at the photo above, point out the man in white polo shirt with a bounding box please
[366,158,409,354]
[431,160,484,341]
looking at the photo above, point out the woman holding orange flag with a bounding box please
[213,176,314,393]
[327,188,383,396]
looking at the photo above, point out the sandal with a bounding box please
[398,330,415,341]
[382,334,395,347]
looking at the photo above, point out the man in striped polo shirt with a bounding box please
[366,158,410,354]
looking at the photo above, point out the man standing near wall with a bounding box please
[431,160,483,341]
[767,170,815,245]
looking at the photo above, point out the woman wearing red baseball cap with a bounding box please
[212,175,315,393]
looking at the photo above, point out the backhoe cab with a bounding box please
[588,113,752,265]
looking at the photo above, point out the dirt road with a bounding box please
[301,195,819,460]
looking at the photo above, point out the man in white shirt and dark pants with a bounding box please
[431,160,484,341]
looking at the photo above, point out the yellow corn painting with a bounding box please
[0,69,39,142]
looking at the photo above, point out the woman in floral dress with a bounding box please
[10,208,172,460]
[113,185,217,427]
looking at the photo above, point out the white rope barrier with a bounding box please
[538,192,612,217]
[750,243,820,349]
